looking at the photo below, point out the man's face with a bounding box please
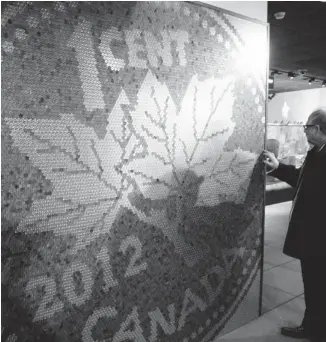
[304,115,318,144]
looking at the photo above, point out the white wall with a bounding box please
[268,88,326,123]
[200,1,267,22]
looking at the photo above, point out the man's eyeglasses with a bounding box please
[303,124,319,130]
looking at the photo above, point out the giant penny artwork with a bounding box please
[2,2,267,341]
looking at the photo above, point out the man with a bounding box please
[263,108,326,342]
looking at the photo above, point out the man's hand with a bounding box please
[263,150,279,171]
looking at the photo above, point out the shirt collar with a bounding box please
[318,142,326,152]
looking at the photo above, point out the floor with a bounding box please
[216,201,308,342]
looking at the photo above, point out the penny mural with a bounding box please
[1,2,267,341]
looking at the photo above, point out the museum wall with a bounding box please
[267,88,326,167]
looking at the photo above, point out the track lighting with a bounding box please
[268,71,275,87]
[271,70,280,76]
[288,72,295,79]
[268,93,276,100]
[268,70,325,88]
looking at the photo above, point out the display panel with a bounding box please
[2,2,267,341]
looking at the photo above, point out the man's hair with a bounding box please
[310,107,326,134]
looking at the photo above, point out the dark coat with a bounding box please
[270,145,326,259]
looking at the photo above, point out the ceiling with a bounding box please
[268,1,326,93]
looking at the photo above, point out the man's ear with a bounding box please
[316,125,326,135]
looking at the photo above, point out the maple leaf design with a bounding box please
[5,68,257,267]
[5,90,140,251]
[123,70,258,266]
[192,149,257,206]
[124,70,255,202]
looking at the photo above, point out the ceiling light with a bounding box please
[268,78,274,84]
[322,81,326,87]
[308,78,315,85]
[274,11,286,20]
[288,72,295,79]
